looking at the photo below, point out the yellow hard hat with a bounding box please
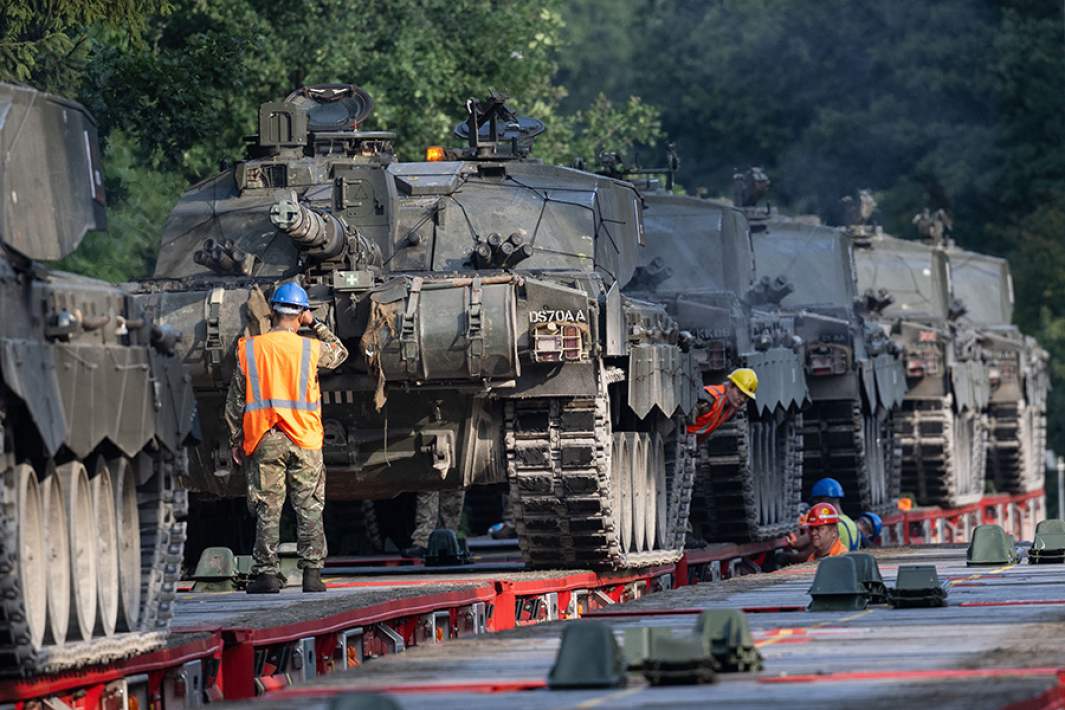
[727,368,758,399]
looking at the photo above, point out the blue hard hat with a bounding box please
[270,282,310,314]
[810,477,845,499]
[859,512,883,538]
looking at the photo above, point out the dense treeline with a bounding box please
[568,0,1065,464]
[2,1,1064,463]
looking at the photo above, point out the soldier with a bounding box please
[226,282,349,594]
[404,489,466,557]
[687,368,759,439]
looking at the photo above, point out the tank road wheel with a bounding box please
[0,465,49,672]
[112,457,142,632]
[650,434,668,549]
[91,459,120,637]
[690,410,804,543]
[41,472,70,646]
[613,433,634,554]
[631,433,648,553]
[57,462,97,641]
[506,383,695,569]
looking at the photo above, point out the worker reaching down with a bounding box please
[687,368,758,439]
[802,503,848,560]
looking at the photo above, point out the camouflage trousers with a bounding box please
[410,489,466,547]
[246,429,327,575]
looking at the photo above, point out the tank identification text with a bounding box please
[529,309,588,324]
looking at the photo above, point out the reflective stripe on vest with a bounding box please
[687,384,737,436]
[839,514,861,551]
[238,331,323,455]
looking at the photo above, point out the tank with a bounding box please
[134,86,701,569]
[0,83,196,676]
[740,178,906,518]
[619,166,808,541]
[946,246,1048,494]
[850,211,991,507]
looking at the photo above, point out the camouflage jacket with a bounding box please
[225,321,349,448]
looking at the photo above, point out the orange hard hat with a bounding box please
[802,502,840,527]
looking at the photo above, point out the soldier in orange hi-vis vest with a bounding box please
[225,283,348,595]
[687,368,759,439]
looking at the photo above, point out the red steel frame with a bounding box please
[2,488,1045,709]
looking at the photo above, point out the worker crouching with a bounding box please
[803,503,847,561]
[226,282,349,594]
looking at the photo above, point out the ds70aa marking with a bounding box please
[529,309,588,324]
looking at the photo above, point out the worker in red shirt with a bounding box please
[803,503,847,561]
[687,368,759,438]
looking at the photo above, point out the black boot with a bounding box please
[403,544,427,558]
[303,568,327,593]
[246,573,282,594]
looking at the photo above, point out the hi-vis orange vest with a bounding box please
[687,384,738,437]
[236,330,323,455]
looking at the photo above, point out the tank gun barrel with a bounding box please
[270,193,346,260]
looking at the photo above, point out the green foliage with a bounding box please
[0,0,167,93]
[58,131,185,281]
[536,94,664,167]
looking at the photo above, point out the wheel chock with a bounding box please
[190,546,239,593]
[807,556,869,611]
[425,528,472,566]
[967,524,1020,566]
[695,609,763,672]
[889,565,948,608]
[548,621,627,689]
[642,631,717,686]
[846,553,889,604]
[1028,520,1065,564]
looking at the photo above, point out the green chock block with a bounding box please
[622,627,658,670]
[191,546,238,593]
[278,541,300,585]
[695,609,763,672]
[642,633,716,686]
[425,528,471,567]
[1028,525,1065,564]
[889,564,948,608]
[846,553,889,604]
[548,621,627,689]
[1036,519,1065,536]
[807,556,869,611]
[967,524,1020,566]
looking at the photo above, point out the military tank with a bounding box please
[616,164,807,542]
[0,83,196,676]
[133,86,700,569]
[740,177,906,518]
[850,208,990,507]
[945,246,1048,494]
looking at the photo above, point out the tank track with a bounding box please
[0,451,186,677]
[986,401,1047,494]
[504,389,695,569]
[801,400,901,517]
[896,397,987,508]
[689,410,804,542]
